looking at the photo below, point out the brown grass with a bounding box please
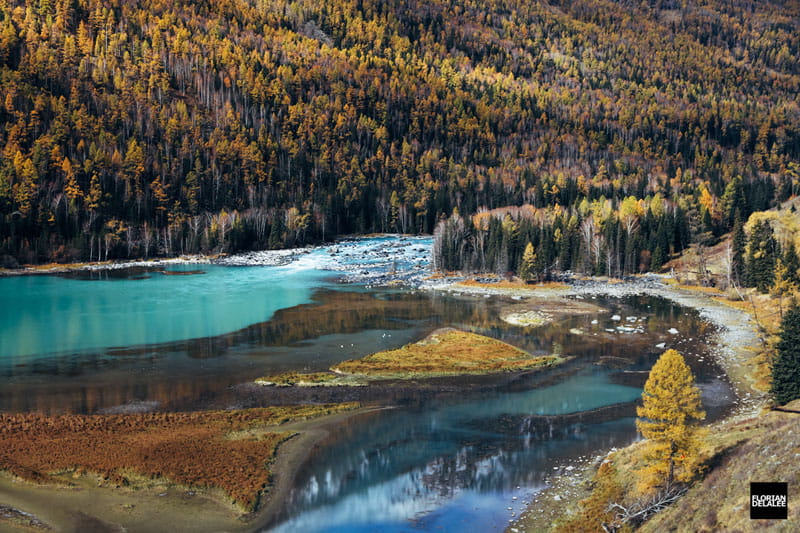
[0,404,356,512]
[332,329,561,378]
[641,404,800,532]
[709,291,785,392]
[25,261,110,270]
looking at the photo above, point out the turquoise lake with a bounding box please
[0,236,735,532]
[0,264,326,359]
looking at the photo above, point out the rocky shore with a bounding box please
[429,274,764,412]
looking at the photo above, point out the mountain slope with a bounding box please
[0,0,798,263]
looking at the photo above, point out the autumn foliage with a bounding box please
[555,461,627,533]
[0,0,797,264]
[333,329,560,378]
[636,349,706,492]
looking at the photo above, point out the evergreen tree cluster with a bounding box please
[736,216,800,294]
[433,195,690,278]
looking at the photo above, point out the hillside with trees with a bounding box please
[0,0,798,264]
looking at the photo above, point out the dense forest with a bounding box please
[0,0,798,266]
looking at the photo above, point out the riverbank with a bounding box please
[0,234,432,284]
[430,274,766,412]
[0,243,767,531]
[0,248,311,277]
[0,404,369,533]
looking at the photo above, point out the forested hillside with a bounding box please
[0,0,798,264]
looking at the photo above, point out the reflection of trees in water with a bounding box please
[175,290,503,359]
[1,290,499,414]
[0,372,233,415]
[286,405,640,513]
[413,405,639,496]
[473,295,714,371]
[1,292,721,416]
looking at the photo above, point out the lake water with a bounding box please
[0,236,735,532]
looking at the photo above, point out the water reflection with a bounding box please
[0,238,738,532]
[257,296,733,533]
[0,289,729,419]
[266,373,644,533]
[0,271,736,532]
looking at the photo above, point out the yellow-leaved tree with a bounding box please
[518,242,537,282]
[636,349,706,492]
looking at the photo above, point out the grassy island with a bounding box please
[255,372,366,387]
[334,329,561,378]
[258,329,563,386]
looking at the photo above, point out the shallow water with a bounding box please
[0,237,735,532]
[262,295,733,533]
[0,236,429,360]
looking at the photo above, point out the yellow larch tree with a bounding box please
[518,241,537,282]
[635,349,706,493]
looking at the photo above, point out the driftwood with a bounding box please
[601,484,688,532]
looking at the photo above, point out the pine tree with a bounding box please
[720,175,746,228]
[783,242,800,285]
[518,241,537,282]
[268,213,285,249]
[772,302,800,405]
[636,350,706,491]
[650,245,665,271]
[747,220,778,292]
[771,259,796,318]
[731,212,746,286]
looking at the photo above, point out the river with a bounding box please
[0,236,735,532]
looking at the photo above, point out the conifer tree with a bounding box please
[783,242,800,285]
[518,241,537,282]
[747,219,778,292]
[720,175,746,228]
[636,350,705,491]
[772,302,800,405]
[730,212,746,286]
[771,259,795,318]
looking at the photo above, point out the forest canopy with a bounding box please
[0,0,798,265]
